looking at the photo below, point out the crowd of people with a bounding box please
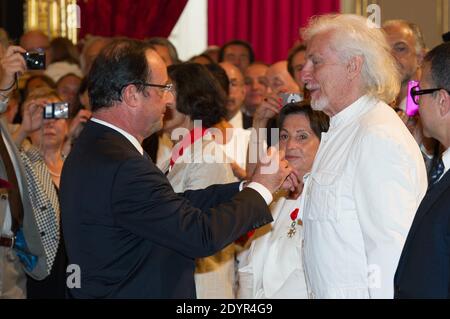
[0,13,449,299]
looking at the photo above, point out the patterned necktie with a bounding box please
[430,157,445,185]
[0,132,24,233]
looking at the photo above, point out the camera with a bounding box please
[43,102,69,119]
[280,93,303,106]
[405,80,419,117]
[22,51,46,70]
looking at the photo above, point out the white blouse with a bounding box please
[237,194,308,299]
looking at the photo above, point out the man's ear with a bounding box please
[438,89,450,117]
[122,84,140,108]
[347,55,363,80]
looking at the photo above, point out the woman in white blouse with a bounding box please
[238,101,329,299]
[162,63,238,299]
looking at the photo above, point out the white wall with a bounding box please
[169,0,208,62]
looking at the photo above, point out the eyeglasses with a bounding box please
[141,82,174,94]
[121,82,174,95]
[410,85,450,105]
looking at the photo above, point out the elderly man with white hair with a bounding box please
[299,14,428,299]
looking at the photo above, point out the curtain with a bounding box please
[208,0,340,64]
[77,0,188,40]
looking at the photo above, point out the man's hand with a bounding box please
[250,146,294,194]
[0,46,26,93]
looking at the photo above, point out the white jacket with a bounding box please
[301,95,428,299]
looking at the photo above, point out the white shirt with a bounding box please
[228,111,244,129]
[238,194,308,299]
[439,147,450,181]
[301,95,428,299]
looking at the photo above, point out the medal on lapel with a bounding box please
[287,208,302,238]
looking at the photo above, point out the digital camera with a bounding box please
[280,93,303,107]
[43,102,69,119]
[22,51,46,70]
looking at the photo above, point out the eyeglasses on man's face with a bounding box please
[140,82,174,94]
[410,84,450,105]
[121,82,175,95]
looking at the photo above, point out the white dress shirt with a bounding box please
[301,95,428,299]
[238,194,308,299]
[439,147,450,182]
[228,111,244,129]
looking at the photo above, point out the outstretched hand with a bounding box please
[250,146,297,194]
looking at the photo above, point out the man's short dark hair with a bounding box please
[168,63,227,128]
[424,42,450,92]
[278,101,329,140]
[287,44,307,79]
[218,40,255,64]
[88,39,152,111]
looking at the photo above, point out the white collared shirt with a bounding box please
[439,147,450,182]
[301,95,428,299]
[90,118,143,155]
[228,111,244,129]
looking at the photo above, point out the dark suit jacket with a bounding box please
[394,169,450,298]
[60,120,272,299]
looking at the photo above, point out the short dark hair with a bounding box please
[287,44,307,79]
[278,101,329,139]
[88,39,152,111]
[218,40,255,64]
[424,42,450,92]
[204,63,230,95]
[168,63,227,128]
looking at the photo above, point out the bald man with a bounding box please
[20,30,50,66]
[219,62,248,128]
[266,61,300,95]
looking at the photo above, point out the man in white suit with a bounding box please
[299,14,427,299]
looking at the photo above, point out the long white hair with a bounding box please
[301,14,400,103]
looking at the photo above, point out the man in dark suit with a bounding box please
[394,42,450,298]
[60,39,297,299]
